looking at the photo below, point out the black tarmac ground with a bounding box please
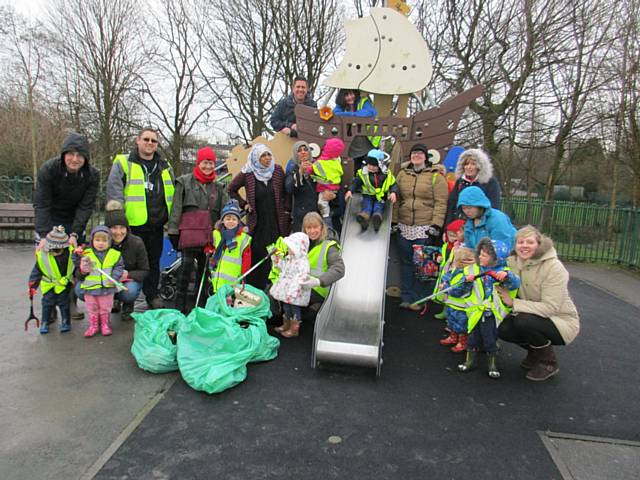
[96,278,640,480]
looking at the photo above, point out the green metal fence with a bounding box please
[501,197,640,268]
[2,173,639,268]
[0,176,34,203]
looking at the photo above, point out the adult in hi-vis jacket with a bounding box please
[106,127,175,309]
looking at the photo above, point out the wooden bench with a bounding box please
[0,203,35,241]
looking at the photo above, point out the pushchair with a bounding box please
[159,256,183,301]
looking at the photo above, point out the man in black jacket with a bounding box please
[34,132,100,250]
[34,132,100,320]
[270,76,317,137]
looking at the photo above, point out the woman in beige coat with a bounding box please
[497,225,580,381]
[393,143,449,310]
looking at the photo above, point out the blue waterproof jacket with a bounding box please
[457,186,516,249]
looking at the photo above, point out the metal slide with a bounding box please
[311,194,391,376]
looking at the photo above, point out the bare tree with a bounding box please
[47,0,147,172]
[198,0,344,142]
[540,0,617,204]
[0,7,48,181]
[138,0,216,175]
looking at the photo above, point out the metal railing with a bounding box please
[1,174,638,269]
[501,197,640,268]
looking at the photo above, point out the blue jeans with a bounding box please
[42,288,71,324]
[360,195,384,217]
[282,303,302,322]
[395,234,429,304]
[75,281,141,304]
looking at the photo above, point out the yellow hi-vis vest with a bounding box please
[462,264,518,333]
[312,158,343,187]
[114,154,175,227]
[80,248,122,290]
[307,239,339,298]
[357,168,396,202]
[432,244,454,303]
[36,247,74,294]
[210,230,251,292]
[357,97,381,147]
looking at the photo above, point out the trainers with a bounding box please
[40,322,49,335]
[59,320,72,333]
[399,302,421,312]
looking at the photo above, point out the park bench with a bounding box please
[0,203,35,241]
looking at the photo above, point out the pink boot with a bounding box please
[84,315,100,338]
[100,314,112,336]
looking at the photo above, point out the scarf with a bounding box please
[241,143,274,184]
[211,226,239,267]
[193,165,216,184]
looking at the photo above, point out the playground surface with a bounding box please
[1,243,639,480]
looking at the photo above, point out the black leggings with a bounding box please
[498,313,565,348]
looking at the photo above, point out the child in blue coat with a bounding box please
[457,186,516,249]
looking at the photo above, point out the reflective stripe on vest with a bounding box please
[307,239,338,298]
[463,265,517,333]
[432,244,452,302]
[312,158,343,186]
[210,230,251,292]
[357,97,381,147]
[80,248,122,290]
[357,168,396,201]
[114,154,175,227]
[36,247,74,294]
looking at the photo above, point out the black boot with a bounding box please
[121,302,134,321]
[372,213,383,232]
[356,212,370,230]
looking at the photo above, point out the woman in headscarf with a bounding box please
[228,144,290,289]
[285,140,318,232]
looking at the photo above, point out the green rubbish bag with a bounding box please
[178,289,279,394]
[131,309,185,373]
[204,283,272,320]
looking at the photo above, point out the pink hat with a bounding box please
[319,138,345,160]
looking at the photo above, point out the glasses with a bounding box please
[141,137,158,144]
[298,146,309,152]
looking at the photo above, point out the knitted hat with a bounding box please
[196,146,217,165]
[410,143,428,155]
[446,219,465,233]
[104,200,128,228]
[90,225,112,247]
[45,225,69,251]
[221,200,242,220]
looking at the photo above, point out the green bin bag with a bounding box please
[131,309,185,373]
[178,286,279,394]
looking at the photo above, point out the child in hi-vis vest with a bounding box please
[308,138,344,229]
[448,238,520,379]
[345,149,397,232]
[28,226,74,334]
[210,200,252,294]
[75,226,124,338]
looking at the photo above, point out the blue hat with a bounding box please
[366,149,386,168]
[221,200,242,220]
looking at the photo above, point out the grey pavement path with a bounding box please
[0,244,176,480]
[566,262,640,310]
[1,243,639,480]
